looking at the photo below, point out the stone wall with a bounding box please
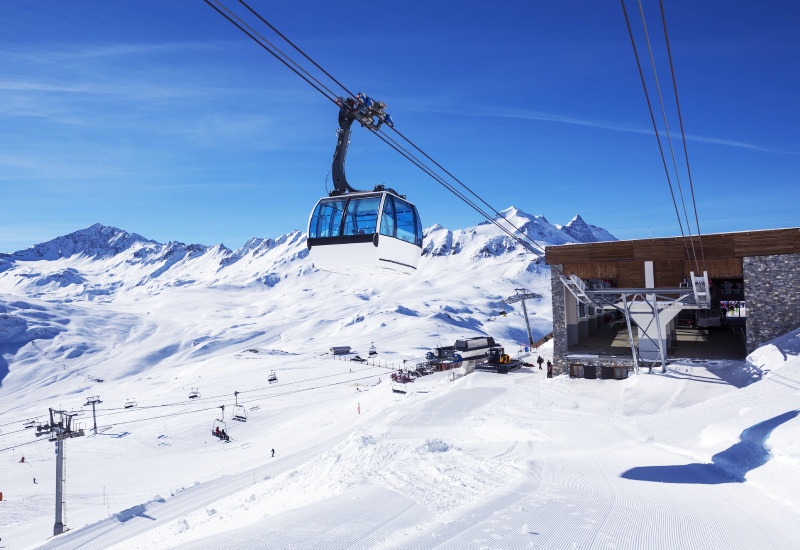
[550,264,568,374]
[744,253,800,353]
[565,355,634,369]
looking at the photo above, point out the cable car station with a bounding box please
[545,228,800,376]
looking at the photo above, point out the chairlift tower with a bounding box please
[503,289,543,348]
[38,408,85,536]
[84,396,102,435]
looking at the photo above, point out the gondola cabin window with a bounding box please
[343,196,380,236]
[394,197,422,246]
[380,194,396,237]
[309,198,347,238]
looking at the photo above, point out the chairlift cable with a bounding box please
[4,367,416,450]
[0,427,30,439]
[89,373,382,429]
[635,0,699,274]
[0,437,48,454]
[85,365,389,421]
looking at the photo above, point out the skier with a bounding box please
[33,478,37,484]
[271,448,275,458]
[537,356,544,370]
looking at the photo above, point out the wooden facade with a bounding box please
[545,228,800,288]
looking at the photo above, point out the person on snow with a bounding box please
[537,356,544,370]
[271,448,275,458]
[547,360,553,378]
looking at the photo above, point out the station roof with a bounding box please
[545,227,800,266]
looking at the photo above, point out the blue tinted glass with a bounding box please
[309,199,346,238]
[380,195,395,237]
[394,197,419,244]
[342,196,381,236]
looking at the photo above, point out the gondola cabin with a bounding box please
[307,189,422,275]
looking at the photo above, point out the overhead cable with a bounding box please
[657,0,705,270]
[620,0,692,263]
[635,0,699,273]
[205,0,565,272]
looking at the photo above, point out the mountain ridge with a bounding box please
[0,208,615,299]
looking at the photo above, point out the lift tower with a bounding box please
[37,408,84,536]
[503,289,542,349]
[84,396,102,435]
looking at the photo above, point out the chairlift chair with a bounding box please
[368,343,377,356]
[23,419,36,429]
[189,388,200,399]
[268,370,278,384]
[232,391,247,422]
[124,398,137,409]
[211,405,229,441]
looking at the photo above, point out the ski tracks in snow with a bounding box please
[32,433,351,550]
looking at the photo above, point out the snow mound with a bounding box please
[259,429,516,516]
[747,327,800,372]
[416,438,457,453]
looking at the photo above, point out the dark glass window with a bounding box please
[342,196,381,236]
[309,198,347,238]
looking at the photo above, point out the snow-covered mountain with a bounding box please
[556,214,617,243]
[423,207,616,258]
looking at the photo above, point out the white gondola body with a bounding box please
[307,191,422,276]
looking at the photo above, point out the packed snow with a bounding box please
[1,212,799,549]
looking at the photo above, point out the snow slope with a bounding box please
[2,215,800,550]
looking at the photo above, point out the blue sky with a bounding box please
[1,1,798,253]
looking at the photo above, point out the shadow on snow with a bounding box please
[621,410,799,484]
[115,496,165,522]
